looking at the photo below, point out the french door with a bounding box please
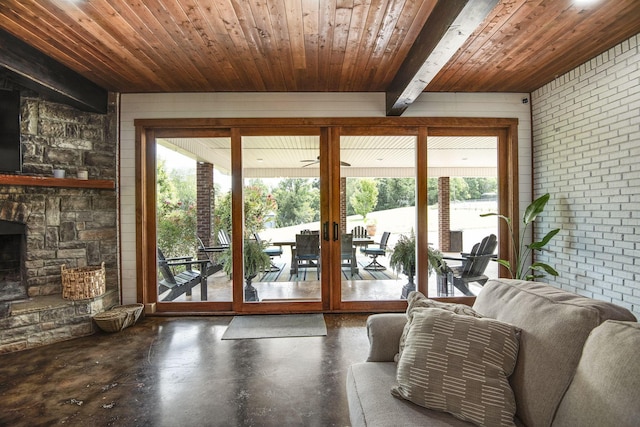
[239,128,416,312]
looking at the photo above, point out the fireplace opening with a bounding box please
[0,221,27,303]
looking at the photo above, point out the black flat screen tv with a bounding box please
[0,89,22,173]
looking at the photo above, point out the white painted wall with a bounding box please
[532,34,640,317]
[120,92,531,304]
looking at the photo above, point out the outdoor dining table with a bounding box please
[271,236,374,275]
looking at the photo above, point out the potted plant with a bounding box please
[481,193,560,280]
[365,217,377,237]
[389,230,449,299]
[220,238,271,301]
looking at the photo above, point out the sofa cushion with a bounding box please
[347,362,475,427]
[366,313,409,362]
[391,308,520,427]
[472,279,637,427]
[552,320,640,427]
[396,291,483,362]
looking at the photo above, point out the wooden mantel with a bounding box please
[0,174,115,189]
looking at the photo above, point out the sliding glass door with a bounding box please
[241,133,324,304]
[137,118,519,314]
[425,135,499,298]
[155,136,233,305]
[339,134,417,303]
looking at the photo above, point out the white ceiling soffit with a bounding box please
[157,135,497,178]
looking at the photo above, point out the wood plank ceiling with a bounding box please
[0,0,639,102]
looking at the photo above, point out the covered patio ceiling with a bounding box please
[158,135,497,178]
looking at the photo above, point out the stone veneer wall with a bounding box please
[0,86,120,353]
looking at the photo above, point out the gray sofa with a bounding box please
[347,279,640,427]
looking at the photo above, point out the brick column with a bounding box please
[340,177,347,233]
[197,162,214,247]
[438,177,451,251]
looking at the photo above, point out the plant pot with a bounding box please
[436,272,453,296]
[400,274,415,299]
[244,274,259,302]
[366,224,377,237]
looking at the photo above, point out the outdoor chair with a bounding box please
[341,233,358,277]
[352,226,368,253]
[253,232,283,272]
[157,248,203,301]
[294,233,320,277]
[363,231,391,271]
[351,226,367,239]
[300,229,320,235]
[442,234,497,296]
[196,235,225,276]
[217,229,231,248]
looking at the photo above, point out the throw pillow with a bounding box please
[392,308,520,427]
[395,291,483,362]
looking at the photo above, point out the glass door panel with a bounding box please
[340,135,417,302]
[426,136,499,298]
[241,135,322,303]
[155,137,233,303]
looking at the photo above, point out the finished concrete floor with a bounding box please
[0,314,371,427]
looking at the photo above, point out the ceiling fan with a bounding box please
[301,156,351,167]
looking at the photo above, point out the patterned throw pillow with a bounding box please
[395,291,483,362]
[392,308,520,427]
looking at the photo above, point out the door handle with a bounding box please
[323,221,329,241]
[333,222,339,241]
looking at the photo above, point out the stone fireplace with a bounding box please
[0,85,120,353]
[0,184,119,353]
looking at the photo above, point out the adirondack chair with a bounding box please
[157,249,203,301]
[351,225,367,238]
[217,229,231,248]
[196,235,225,276]
[351,226,368,253]
[443,234,497,296]
[253,232,283,272]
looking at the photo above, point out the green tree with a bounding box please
[214,191,232,239]
[309,178,321,222]
[375,178,415,210]
[427,178,439,205]
[156,160,197,258]
[425,177,497,205]
[213,180,277,239]
[449,177,470,201]
[169,168,197,206]
[272,178,317,227]
[464,177,497,199]
[350,178,378,221]
[345,178,359,216]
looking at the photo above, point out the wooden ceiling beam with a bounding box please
[0,29,107,114]
[385,0,499,116]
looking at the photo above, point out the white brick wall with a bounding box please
[532,34,640,317]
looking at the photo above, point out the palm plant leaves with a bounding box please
[481,193,560,280]
[523,193,550,225]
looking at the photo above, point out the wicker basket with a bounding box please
[61,262,106,300]
[111,304,144,328]
[93,310,128,332]
[93,304,144,333]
